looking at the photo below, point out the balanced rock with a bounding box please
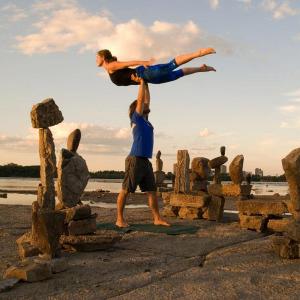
[203,196,225,222]
[162,205,179,217]
[178,207,202,220]
[229,155,244,184]
[68,214,97,235]
[282,148,300,221]
[174,150,190,193]
[31,98,63,128]
[67,129,81,153]
[209,156,228,169]
[57,149,89,208]
[191,157,211,180]
[63,204,91,223]
[170,193,210,208]
[16,231,40,259]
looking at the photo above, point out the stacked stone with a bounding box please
[4,99,68,283]
[162,150,225,221]
[272,148,300,259]
[56,129,121,252]
[154,150,170,192]
[223,155,252,199]
[190,157,211,192]
[207,146,228,197]
[237,199,290,232]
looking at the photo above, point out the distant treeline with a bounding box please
[0,164,286,182]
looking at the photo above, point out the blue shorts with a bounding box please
[135,59,184,84]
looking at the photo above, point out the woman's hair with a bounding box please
[129,100,137,126]
[97,49,117,63]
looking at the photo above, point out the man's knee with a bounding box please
[119,189,129,198]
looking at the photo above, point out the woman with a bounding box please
[116,79,169,228]
[96,48,216,86]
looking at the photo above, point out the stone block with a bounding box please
[286,221,300,242]
[209,156,228,169]
[178,207,203,220]
[239,214,268,232]
[267,218,291,233]
[4,262,52,282]
[60,230,122,252]
[63,204,91,223]
[207,184,223,196]
[169,193,210,208]
[174,150,190,193]
[0,193,7,198]
[203,196,225,222]
[222,184,252,197]
[162,205,179,217]
[237,200,288,216]
[68,214,97,235]
[229,155,244,184]
[0,278,20,293]
[30,98,63,128]
[161,192,172,205]
[67,129,81,153]
[272,235,299,259]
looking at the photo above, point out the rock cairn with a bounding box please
[223,155,252,199]
[207,146,228,197]
[4,99,67,283]
[272,148,300,259]
[153,150,168,191]
[162,150,224,222]
[56,129,121,252]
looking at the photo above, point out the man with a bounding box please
[116,79,170,228]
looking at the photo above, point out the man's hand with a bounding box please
[131,73,143,83]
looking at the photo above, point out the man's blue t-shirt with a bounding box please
[129,111,154,158]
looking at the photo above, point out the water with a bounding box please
[0,177,289,207]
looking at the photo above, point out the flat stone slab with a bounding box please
[222,184,252,197]
[169,193,210,208]
[162,205,179,217]
[239,214,267,232]
[60,230,122,252]
[237,200,288,215]
[30,98,63,128]
[267,218,291,233]
[4,262,52,282]
[0,193,7,198]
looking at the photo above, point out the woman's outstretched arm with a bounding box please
[144,82,150,108]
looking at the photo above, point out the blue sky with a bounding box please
[0,0,300,174]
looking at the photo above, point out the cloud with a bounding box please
[15,0,233,57]
[278,88,300,114]
[199,128,215,137]
[280,119,300,128]
[278,104,299,113]
[209,0,220,10]
[284,88,300,97]
[1,3,28,22]
[262,0,299,19]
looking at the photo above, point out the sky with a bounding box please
[0,0,300,175]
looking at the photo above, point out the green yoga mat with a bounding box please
[96,223,199,235]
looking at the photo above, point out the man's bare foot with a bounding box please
[154,219,171,226]
[200,64,216,72]
[115,220,129,228]
[198,48,216,57]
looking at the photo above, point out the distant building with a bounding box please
[255,168,263,177]
[220,165,227,174]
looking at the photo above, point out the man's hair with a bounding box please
[129,100,137,126]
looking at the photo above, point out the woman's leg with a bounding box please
[175,48,216,66]
[182,64,216,75]
[147,192,170,226]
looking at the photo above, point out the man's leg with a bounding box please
[148,192,170,226]
[116,189,129,227]
[175,48,216,66]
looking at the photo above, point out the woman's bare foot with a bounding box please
[154,218,171,226]
[198,48,216,57]
[115,220,129,228]
[200,64,216,72]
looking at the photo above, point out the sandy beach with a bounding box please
[1,192,299,299]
